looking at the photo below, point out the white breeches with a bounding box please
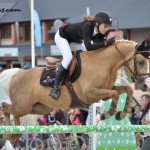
[55,30,86,69]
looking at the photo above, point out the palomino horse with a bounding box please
[0,40,150,126]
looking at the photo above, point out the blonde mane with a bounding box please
[116,39,137,44]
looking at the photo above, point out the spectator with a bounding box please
[136,94,150,150]
[80,109,88,125]
[37,115,47,126]
[69,108,88,146]
[66,109,74,125]
[37,115,47,140]
[62,109,71,125]
[69,108,84,125]
[44,109,61,125]
[130,105,142,125]
[96,106,103,125]
[55,109,67,125]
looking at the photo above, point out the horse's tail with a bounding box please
[0,68,20,100]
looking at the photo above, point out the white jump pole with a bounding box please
[30,0,35,68]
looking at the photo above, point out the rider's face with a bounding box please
[98,23,109,34]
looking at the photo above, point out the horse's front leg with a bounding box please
[113,85,133,120]
[85,88,119,120]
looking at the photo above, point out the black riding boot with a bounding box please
[49,64,66,100]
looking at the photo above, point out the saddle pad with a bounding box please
[40,68,56,86]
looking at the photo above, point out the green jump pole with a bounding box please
[0,125,150,134]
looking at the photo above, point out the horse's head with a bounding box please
[127,40,150,91]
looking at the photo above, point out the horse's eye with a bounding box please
[137,60,144,65]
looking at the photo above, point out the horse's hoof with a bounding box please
[13,134,22,139]
[3,134,22,141]
[100,113,106,120]
[115,111,122,120]
[3,135,11,140]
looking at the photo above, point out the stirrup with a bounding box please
[49,88,60,100]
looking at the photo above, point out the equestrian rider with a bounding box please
[50,11,115,100]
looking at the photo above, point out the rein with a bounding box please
[114,43,150,83]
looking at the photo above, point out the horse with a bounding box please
[0,40,150,126]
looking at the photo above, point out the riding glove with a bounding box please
[105,37,115,46]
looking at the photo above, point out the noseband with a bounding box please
[114,43,150,83]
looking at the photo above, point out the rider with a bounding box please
[50,11,115,100]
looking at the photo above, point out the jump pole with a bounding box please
[0,125,150,134]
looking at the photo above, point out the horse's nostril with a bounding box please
[144,84,147,89]
[144,83,147,87]
[143,84,148,91]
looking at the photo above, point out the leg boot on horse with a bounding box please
[49,64,66,100]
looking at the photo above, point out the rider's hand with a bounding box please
[105,37,115,46]
[56,120,62,125]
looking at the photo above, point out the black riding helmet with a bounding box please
[94,11,112,33]
[94,11,112,25]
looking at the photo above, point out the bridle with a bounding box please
[114,43,150,84]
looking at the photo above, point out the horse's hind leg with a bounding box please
[3,113,19,140]
[4,113,11,126]
[3,113,11,140]
[113,86,133,120]
[2,102,21,139]
[2,103,13,140]
[2,102,12,125]
[2,102,21,125]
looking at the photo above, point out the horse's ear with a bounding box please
[137,40,150,59]
[137,40,146,51]
[141,40,146,47]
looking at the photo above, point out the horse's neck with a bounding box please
[82,42,135,73]
[107,42,136,74]
[116,42,135,59]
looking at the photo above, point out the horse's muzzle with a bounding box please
[135,79,148,91]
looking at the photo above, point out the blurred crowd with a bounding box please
[37,108,88,140]
[37,108,88,126]
[130,94,150,150]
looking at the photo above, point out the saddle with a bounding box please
[45,54,77,78]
